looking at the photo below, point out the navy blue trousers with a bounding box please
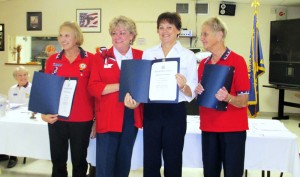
[202,131,247,177]
[48,120,93,177]
[143,102,187,177]
[96,108,138,177]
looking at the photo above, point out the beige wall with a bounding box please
[0,0,300,113]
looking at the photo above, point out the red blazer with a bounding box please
[88,47,143,133]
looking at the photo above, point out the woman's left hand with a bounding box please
[215,86,229,102]
[124,93,140,109]
[175,73,187,90]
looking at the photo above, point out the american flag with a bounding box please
[79,12,98,28]
[248,0,265,118]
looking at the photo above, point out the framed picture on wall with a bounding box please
[76,9,101,33]
[27,12,42,31]
[0,24,4,51]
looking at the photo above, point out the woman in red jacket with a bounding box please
[88,16,143,177]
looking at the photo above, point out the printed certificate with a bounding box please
[119,58,180,103]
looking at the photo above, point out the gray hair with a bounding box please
[13,66,29,79]
[202,17,228,39]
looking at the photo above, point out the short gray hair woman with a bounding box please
[13,66,29,79]
[202,17,228,40]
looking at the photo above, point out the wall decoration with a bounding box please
[27,12,42,31]
[76,9,101,33]
[0,24,4,51]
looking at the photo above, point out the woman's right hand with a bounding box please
[195,83,205,95]
[41,114,58,124]
[124,93,140,109]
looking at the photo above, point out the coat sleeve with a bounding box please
[134,103,144,128]
[88,54,107,99]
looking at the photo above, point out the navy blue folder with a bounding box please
[197,64,234,111]
[119,58,180,103]
[28,72,76,119]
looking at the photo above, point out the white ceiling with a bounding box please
[215,0,300,6]
[0,0,300,6]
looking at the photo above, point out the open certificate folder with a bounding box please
[119,58,180,103]
[28,72,77,119]
[197,64,234,111]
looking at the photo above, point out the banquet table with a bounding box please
[1,107,300,177]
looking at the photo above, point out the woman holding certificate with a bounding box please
[124,12,198,177]
[41,21,94,177]
[195,17,250,177]
[88,16,143,177]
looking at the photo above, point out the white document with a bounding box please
[149,61,178,101]
[58,79,77,117]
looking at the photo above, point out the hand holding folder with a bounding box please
[197,64,234,111]
[119,58,180,103]
[28,72,77,119]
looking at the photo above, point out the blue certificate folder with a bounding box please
[197,64,234,111]
[28,72,76,118]
[119,58,180,103]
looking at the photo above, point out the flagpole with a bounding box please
[248,0,265,118]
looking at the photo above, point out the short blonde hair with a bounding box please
[59,21,84,46]
[202,17,228,39]
[13,66,29,79]
[109,16,138,44]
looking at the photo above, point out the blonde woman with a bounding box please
[41,21,94,177]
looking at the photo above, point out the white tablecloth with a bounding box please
[1,107,300,177]
[87,116,300,177]
[0,107,50,160]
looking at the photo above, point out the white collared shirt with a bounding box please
[113,47,133,69]
[8,82,32,106]
[142,41,198,102]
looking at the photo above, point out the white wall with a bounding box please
[0,0,300,113]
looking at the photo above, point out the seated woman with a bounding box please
[5,66,32,168]
[8,66,32,106]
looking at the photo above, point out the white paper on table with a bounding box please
[9,103,24,110]
[149,61,178,101]
[58,79,77,117]
[249,120,288,131]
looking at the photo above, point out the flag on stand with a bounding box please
[248,0,265,118]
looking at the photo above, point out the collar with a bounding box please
[155,41,182,59]
[56,47,88,60]
[18,82,29,88]
[205,47,231,64]
[113,47,133,60]
[159,41,181,51]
